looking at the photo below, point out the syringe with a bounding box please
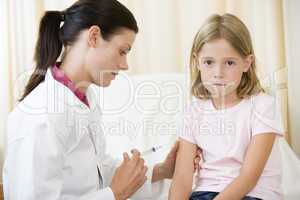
[140,145,165,156]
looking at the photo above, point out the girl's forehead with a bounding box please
[198,39,242,59]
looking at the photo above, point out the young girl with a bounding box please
[169,14,284,200]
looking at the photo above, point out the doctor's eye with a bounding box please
[119,50,127,56]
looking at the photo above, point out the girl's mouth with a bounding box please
[213,83,226,86]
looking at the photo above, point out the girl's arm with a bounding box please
[168,138,197,200]
[214,133,276,200]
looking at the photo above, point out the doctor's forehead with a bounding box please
[109,29,136,48]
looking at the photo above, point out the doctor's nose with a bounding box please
[118,58,129,71]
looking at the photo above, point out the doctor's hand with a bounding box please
[110,149,148,200]
[152,141,202,182]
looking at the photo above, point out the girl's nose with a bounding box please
[214,65,224,79]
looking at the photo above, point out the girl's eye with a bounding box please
[204,60,213,65]
[226,60,235,66]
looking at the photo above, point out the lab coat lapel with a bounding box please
[86,85,106,157]
[44,69,92,151]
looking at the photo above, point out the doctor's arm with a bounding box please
[4,118,69,200]
[214,133,276,200]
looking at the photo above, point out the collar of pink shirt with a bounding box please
[51,63,89,107]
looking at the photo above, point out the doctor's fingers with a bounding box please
[132,164,148,182]
[123,152,130,163]
[130,149,141,161]
[127,157,145,175]
[136,175,147,189]
[128,173,147,195]
[134,158,146,172]
[135,171,147,187]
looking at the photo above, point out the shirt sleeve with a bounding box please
[3,115,65,200]
[251,94,285,137]
[177,104,198,144]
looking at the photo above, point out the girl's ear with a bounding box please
[243,54,254,72]
[193,52,201,71]
[87,25,102,48]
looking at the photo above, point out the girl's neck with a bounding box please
[211,91,241,110]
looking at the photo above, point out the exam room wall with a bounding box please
[283,0,300,156]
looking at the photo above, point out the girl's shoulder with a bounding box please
[248,92,280,120]
[249,92,277,109]
[250,92,275,101]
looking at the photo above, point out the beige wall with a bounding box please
[284,0,300,155]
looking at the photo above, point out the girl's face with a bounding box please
[197,38,252,99]
[85,27,136,87]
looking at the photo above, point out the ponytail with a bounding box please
[20,11,64,101]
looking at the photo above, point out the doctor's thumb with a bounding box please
[123,152,130,162]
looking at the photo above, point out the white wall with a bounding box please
[283,0,300,155]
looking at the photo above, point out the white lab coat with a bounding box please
[2,69,164,200]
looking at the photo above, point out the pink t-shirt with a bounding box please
[178,93,284,200]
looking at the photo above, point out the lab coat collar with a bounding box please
[45,68,101,113]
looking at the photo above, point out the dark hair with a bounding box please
[20,0,138,101]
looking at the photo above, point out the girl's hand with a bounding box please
[194,148,203,172]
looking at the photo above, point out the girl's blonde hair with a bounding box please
[190,13,264,99]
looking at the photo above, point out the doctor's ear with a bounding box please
[87,25,102,48]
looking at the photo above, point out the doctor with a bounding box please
[3,0,201,199]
